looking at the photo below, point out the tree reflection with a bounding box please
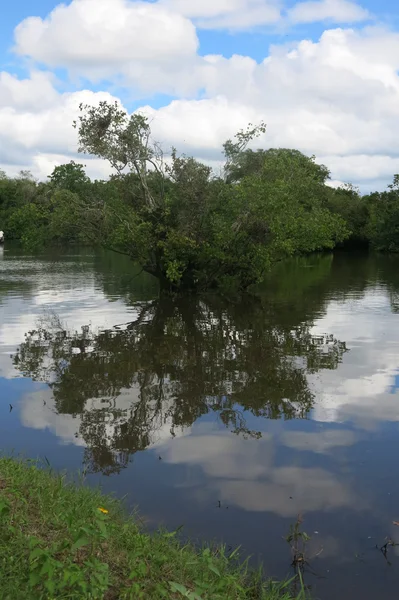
[13,296,346,475]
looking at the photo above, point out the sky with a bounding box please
[1,0,399,192]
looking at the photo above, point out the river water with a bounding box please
[1,245,399,598]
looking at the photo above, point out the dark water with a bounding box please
[2,246,399,598]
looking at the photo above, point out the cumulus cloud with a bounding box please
[0,71,58,111]
[2,0,399,189]
[160,0,369,29]
[0,74,119,177]
[14,0,198,73]
[141,96,264,160]
[162,0,281,29]
[131,27,399,183]
[288,0,371,24]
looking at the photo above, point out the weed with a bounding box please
[284,515,315,598]
[0,456,302,599]
[285,514,311,572]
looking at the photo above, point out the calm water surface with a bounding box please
[1,246,399,599]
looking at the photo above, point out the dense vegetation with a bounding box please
[1,102,399,291]
[0,457,302,599]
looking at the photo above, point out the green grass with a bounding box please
[0,457,305,599]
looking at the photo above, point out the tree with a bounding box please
[224,147,330,186]
[223,122,267,182]
[326,183,369,245]
[74,101,164,211]
[72,102,349,291]
[0,172,43,238]
[48,161,90,195]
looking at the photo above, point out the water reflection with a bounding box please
[156,428,362,516]
[310,289,399,427]
[13,296,346,475]
[5,250,399,599]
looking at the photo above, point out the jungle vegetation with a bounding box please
[1,102,397,292]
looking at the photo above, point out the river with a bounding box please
[1,245,399,599]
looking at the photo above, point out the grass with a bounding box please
[0,457,306,600]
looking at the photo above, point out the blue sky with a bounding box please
[2,0,396,61]
[2,0,395,71]
[1,0,399,191]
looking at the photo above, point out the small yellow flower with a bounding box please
[98,507,109,514]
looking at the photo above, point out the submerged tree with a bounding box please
[13,296,346,475]
[70,102,348,292]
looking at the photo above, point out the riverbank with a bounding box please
[0,457,302,599]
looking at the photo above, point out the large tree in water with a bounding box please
[71,102,348,292]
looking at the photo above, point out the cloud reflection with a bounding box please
[310,289,399,428]
[19,387,191,450]
[157,430,363,517]
[281,429,358,453]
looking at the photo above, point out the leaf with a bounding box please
[30,548,46,561]
[71,536,89,552]
[208,564,221,577]
[97,520,108,537]
[169,581,190,597]
[228,547,241,561]
[29,537,40,549]
[163,530,178,539]
[29,573,42,588]
[45,580,56,594]
[0,500,10,516]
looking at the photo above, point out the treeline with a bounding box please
[1,103,398,292]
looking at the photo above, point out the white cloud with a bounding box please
[138,27,399,182]
[142,96,263,160]
[288,0,370,24]
[14,0,198,84]
[0,76,119,176]
[162,0,369,29]
[157,431,363,516]
[309,289,399,427]
[19,389,87,447]
[318,155,399,183]
[162,0,282,29]
[0,71,58,111]
[15,0,197,63]
[2,0,399,190]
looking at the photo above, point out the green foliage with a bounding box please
[363,176,399,252]
[3,105,399,287]
[224,148,329,186]
[48,161,91,194]
[223,122,267,182]
[0,457,301,599]
[0,171,40,237]
[326,184,369,243]
[7,187,84,250]
[71,103,350,291]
